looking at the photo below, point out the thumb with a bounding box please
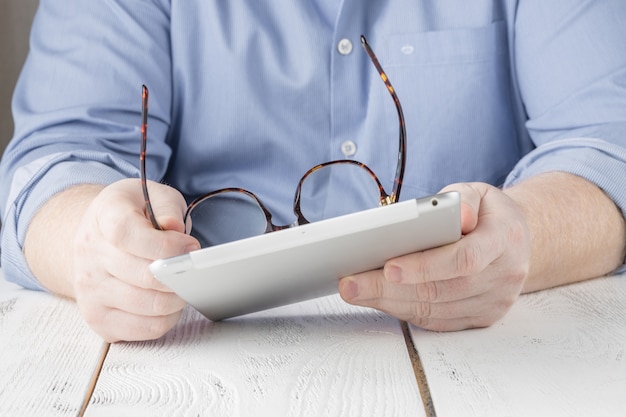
[144,181,189,234]
[439,183,487,235]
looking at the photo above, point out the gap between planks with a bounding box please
[78,341,111,417]
[401,320,437,417]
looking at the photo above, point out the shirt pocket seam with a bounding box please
[384,20,506,67]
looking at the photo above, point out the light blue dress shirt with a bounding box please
[2,0,626,290]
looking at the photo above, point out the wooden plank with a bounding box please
[409,274,626,417]
[84,295,426,417]
[0,273,107,417]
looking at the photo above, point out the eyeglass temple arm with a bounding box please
[141,85,163,230]
[360,35,407,204]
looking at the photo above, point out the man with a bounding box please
[1,0,625,342]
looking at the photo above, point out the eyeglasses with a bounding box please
[141,35,406,248]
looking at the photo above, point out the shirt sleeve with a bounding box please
[504,0,626,273]
[0,0,173,289]
[1,156,136,290]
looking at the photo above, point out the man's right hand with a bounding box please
[25,179,200,342]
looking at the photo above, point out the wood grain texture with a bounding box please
[409,274,626,417]
[85,295,425,417]
[0,274,107,417]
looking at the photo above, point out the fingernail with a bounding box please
[340,278,359,300]
[386,265,403,283]
[185,243,200,253]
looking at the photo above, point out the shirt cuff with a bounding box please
[504,137,626,275]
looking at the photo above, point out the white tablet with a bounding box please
[150,191,462,321]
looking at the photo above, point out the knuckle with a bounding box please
[501,264,528,295]
[499,291,519,311]
[407,257,431,283]
[414,282,440,302]
[73,270,92,294]
[96,197,136,245]
[370,272,387,299]
[138,264,158,289]
[412,301,432,319]
[104,215,133,247]
[472,314,500,329]
[475,297,518,329]
[408,315,432,329]
[146,315,177,339]
[154,237,180,260]
[455,243,482,275]
[510,267,529,288]
[73,226,99,260]
[151,292,176,316]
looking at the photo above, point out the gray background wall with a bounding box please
[1,0,39,155]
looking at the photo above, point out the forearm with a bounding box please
[23,184,104,298]
[504,172,626,293]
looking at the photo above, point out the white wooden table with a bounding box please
[410,274,626,417]
[1,269,625,417]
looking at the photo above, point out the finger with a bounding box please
[74,218,186,292]
[398,293,513,330]
[387,271,488,303]
[89,273,187,317]
[343,256,523,305]
[405,316,496,332]
[96,199,199,261]
[440,182,486,234]
[82,305,183,343]
[98,239,182,291]
[110,255,173,292]
[93,179,200,258]
[339,269,483,307]
[119,178,190,232]
[145,180,190,234]
[339,274,515,328]
[384,224,506,285]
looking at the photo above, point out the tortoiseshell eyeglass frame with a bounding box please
[140,35,406,234]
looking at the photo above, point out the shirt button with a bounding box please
[340,140,357,157]
[401,43,415,55]
[337,38,353,55]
